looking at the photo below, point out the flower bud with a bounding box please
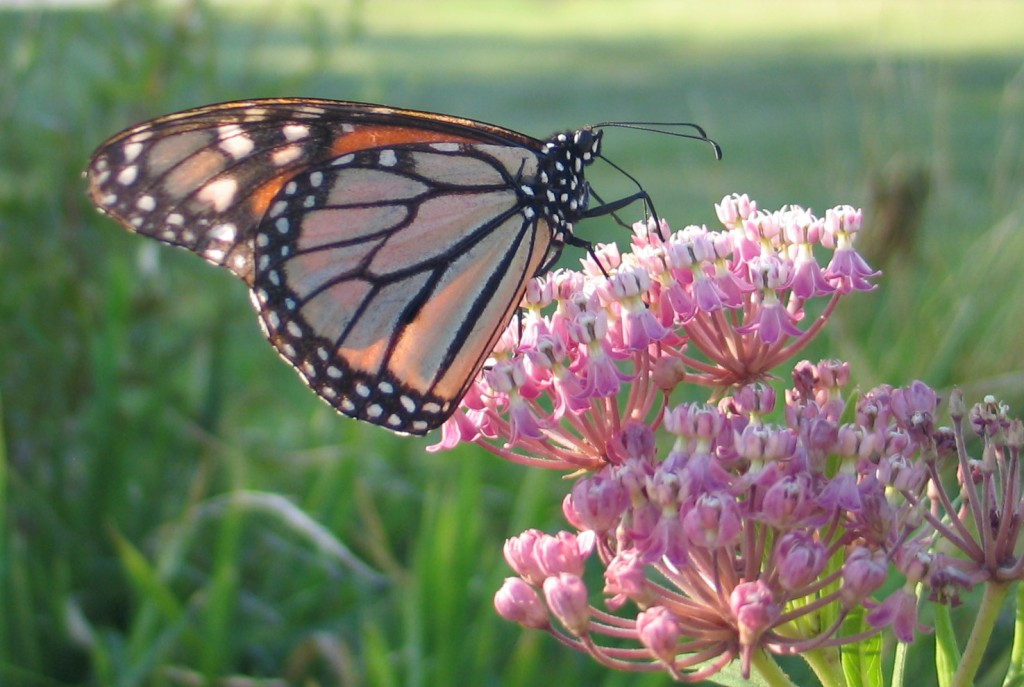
[604,549,649,608]
[774,532,827,591]
[683,491,741,549]
[494,578,548,629]
[652,355,688,392]
[761,473,821,529]
[636,606,682,664]
[568,470,629,532]
[730,580,779,648]
[536,531,587,578]
[840,547,888,608]
[503,530,547,585]
[543,573,590,636]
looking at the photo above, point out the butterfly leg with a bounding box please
[569,188,664,276]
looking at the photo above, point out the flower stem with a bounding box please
[751,649,797,687]
[801,647,847,687]
[933,601,959,687]
[1003,582,1024,687]
[952,581,1012,687]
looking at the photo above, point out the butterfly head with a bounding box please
[572,126,603,163]
[536,128,605,235]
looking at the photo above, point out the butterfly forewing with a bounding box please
[88,103,346,282]
[84,99,583,435]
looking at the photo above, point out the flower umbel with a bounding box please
[431,195,878,468]
[437,197,1022,685]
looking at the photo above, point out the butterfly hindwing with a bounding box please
[252,143,552,433]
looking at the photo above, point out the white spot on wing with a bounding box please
[198,178,239,212]
[283,124,310,141]
[117,166,138,186]
[220,131,255,159]
[123,141,144,163]
[136,195,156,212]
[378,150,398,167]
[272,145,303,167]
[208,223,237,242]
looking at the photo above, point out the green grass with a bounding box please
[1,0,1023,684]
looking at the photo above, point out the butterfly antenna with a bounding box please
[574,120,722,275]
[595,121,723,160]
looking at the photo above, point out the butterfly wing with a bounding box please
[252,142,553,433]
[86,99,554,434]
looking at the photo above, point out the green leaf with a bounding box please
[841,606,883,687]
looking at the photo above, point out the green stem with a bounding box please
[1003,582,1024,687]
[933,601,960,687]
[802,647,847,687]
[751,649,797,687]
[953,581,1012,687]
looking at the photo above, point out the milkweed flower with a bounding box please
[432,197,1021,685]
[431,196,879,467]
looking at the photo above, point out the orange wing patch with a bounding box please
[330,126,477,157]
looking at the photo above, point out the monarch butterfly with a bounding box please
[86,98,716,435]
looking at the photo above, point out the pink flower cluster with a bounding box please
[427,196,1024,682]
[431,194,876,464]
[493,373,1024,682]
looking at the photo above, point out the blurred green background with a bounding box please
[2,0,1023,685]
